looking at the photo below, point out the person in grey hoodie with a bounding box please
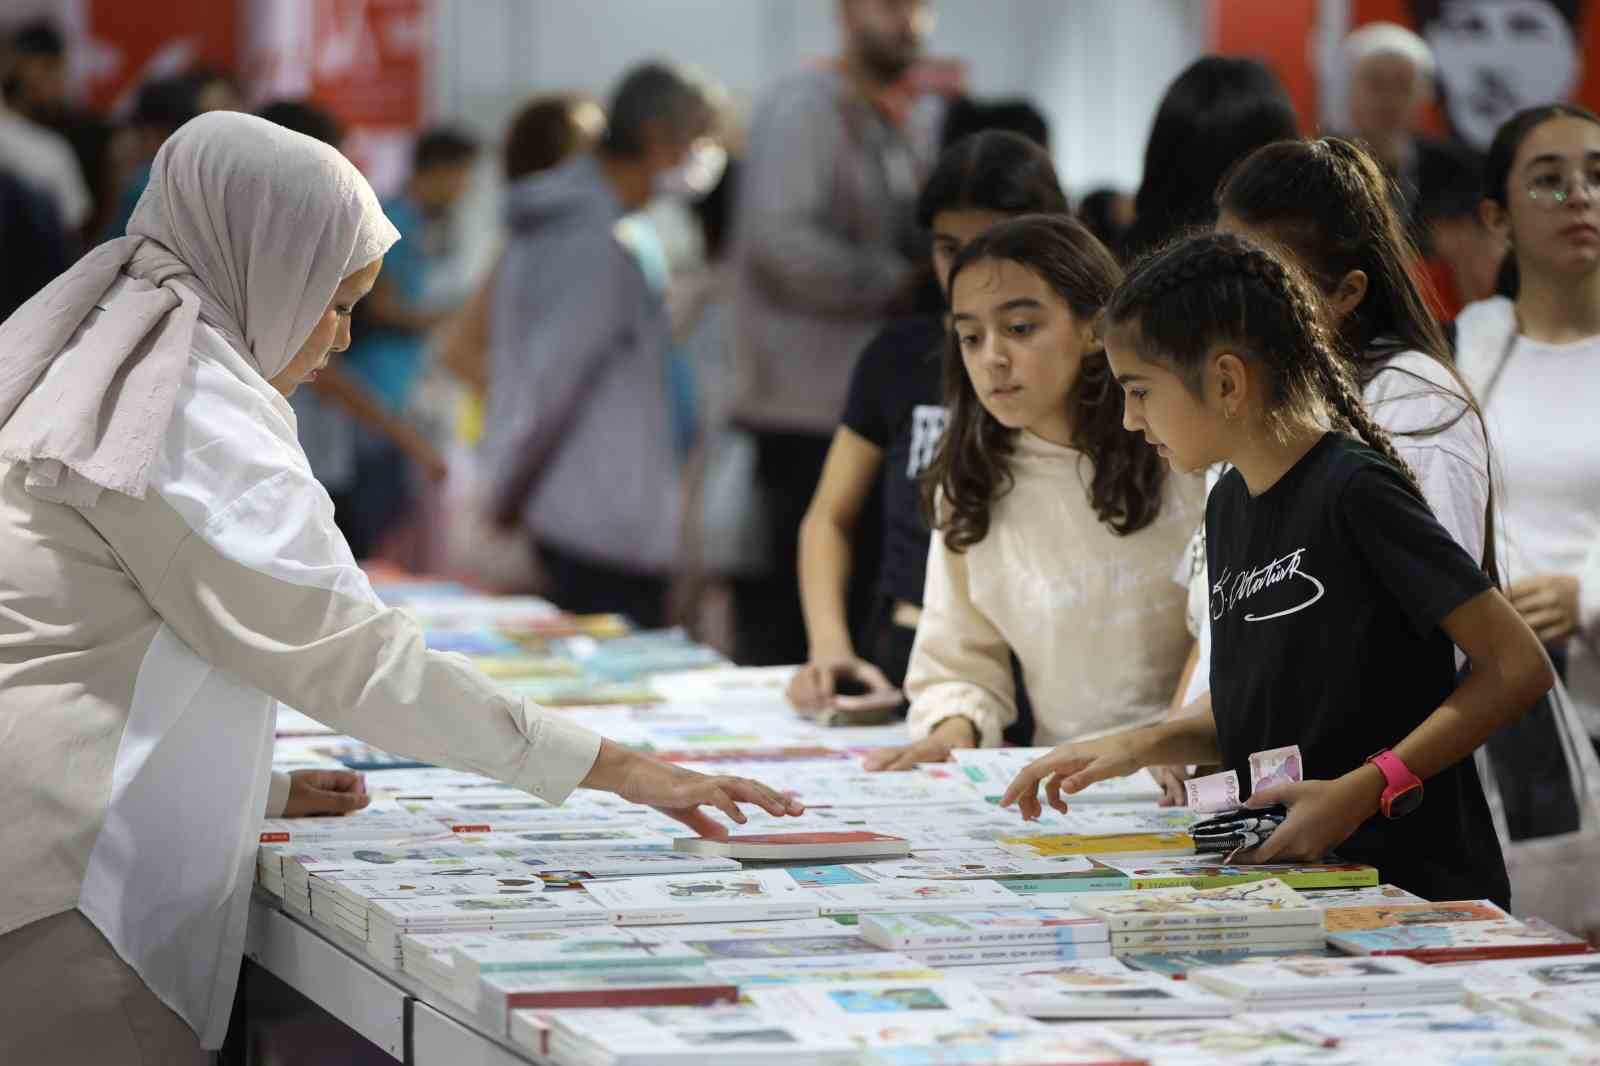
[484,63,716,628]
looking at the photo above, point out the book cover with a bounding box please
[1297,884,1428,907]
[704,953,941,986]
[478,967,739,1036]
[997,832,1194,858]
[548,1005,860,1065]
[1099,857,1379,892]
[582,869,820,925]
[950,750,1165,806]
[1188,954,1461,1002]
[1071,878,1323,932]
[741,978,1001,1024]
[1328,918,1594,961]
[802,878,1030,916]
[675,831,910,861]
[1322,899,1510,933]
[367,891,607,929]
[861,1031,1146,1066]
[971,968,1236,1019]
[318,874,545,912]
[677,933,884,960]
[452,929,706,1005]
[1121,947,1341,978]
[1268,1004,1546,1044]
[1456,954,1600,1012]
[860,910,1108,951]
[257,812,445,844]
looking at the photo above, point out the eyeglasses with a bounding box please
[1525,169,1600,208]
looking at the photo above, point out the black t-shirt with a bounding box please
[1206,433,1508,906]
[840,313,949,609]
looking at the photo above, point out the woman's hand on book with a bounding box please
[1001,732,1149,820]
[584,742,805,840]
[1232,767,1385,864]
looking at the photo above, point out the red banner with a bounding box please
[81,0,239,115]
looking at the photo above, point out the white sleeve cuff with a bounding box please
[514,702,604,804]
[265,770,292,818]
[907,687,1007,749]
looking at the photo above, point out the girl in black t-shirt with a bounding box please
[1002,232,1553,905]
[788,131,1068,714]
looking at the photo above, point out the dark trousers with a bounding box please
[537,540,666,630]
[330,436,413,562]
[733,430,883,666]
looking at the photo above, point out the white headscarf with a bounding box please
[0,110,399,507]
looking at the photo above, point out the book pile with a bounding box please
[860,909,1111,967]
[1324,899,1594,962]
[1071,878,1327,956]
[1187,954,1464,1011]
[257,587,1600,1065]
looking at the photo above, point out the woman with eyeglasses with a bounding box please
[1454,104,1600,756]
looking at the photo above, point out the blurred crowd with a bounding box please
[0,4,1515,661]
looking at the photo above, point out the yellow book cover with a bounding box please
[999,832,1194,857]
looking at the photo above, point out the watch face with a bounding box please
[1388,784,1424,819]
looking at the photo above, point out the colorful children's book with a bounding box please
[949,750,1166,806]
[451,927,706,1007]
[860,910,1108,951]
[703,953,940,986]
[998,832,1194,858]
[902,941,1115,967]
[800,877,1030,917]
[1323,899,1593,962]
[1109,927,1329,953]
[1297,884,1427,907]
[1070,878,1324,932]
[1121,947,1341,978]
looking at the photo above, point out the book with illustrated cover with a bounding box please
[477,967,739,1036]
[1071,878,1323,932]
[657,917,854,944]
[451,928,706,1006]
[1121,947,1341,978]
[1328,916,1593,962]
[801,878,1030,916]
[257,812,444,844]
[998,832,1194,858]
[675,831,910,861]
[1187,954,1460,1003]
[1267,1004,1545,1044]
[860,910,1108,951]
[582,869,820,925]
[862,851,1129,891]
[1508,988,1600,1037]
[704,953,941,986]
[1100,1018,1357,1063]
[545,1005,860,1065]
[1321,899,1510,933]
[314,873,544,914]
[740,978,1001,1025]
[903,941,1115,967]
[675,933,883,960]
[1454,954,1600,1013]
[949,750,1166,806]
[1297,884,1426,907]
[971,967,1236,1019]
[1099,857,1378,892]
[368,890,607,930]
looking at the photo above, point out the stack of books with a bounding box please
[1324,900,1595,962]
[363,891,608,966]
[582,869,820,925]
[971,959,1237,1019]
[448,926,707,1009]
[1187,954,1465,1011]
[1069,878,1327,956]
[860,909,1111,967]
[479,966,739,1037]
[533,1005,860,1065]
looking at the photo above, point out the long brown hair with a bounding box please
[922,215,1167,552]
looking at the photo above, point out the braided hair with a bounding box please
[1107,232,1424,500]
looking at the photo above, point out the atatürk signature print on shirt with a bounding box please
[1211,547,1326,623]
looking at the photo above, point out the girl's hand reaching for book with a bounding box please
[863,716,978,772]
[1001,733,1146,821]
[1233,768,1384,864]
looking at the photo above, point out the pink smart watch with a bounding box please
[1366,749,1424,819]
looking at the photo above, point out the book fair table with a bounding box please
[238,576,1600,1065]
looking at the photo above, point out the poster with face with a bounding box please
[1409,0,1583,149]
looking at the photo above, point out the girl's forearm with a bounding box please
[797,510,855,659]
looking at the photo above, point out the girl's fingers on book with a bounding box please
[659,804,731,840]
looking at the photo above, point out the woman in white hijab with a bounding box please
[0,111,800,1062]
